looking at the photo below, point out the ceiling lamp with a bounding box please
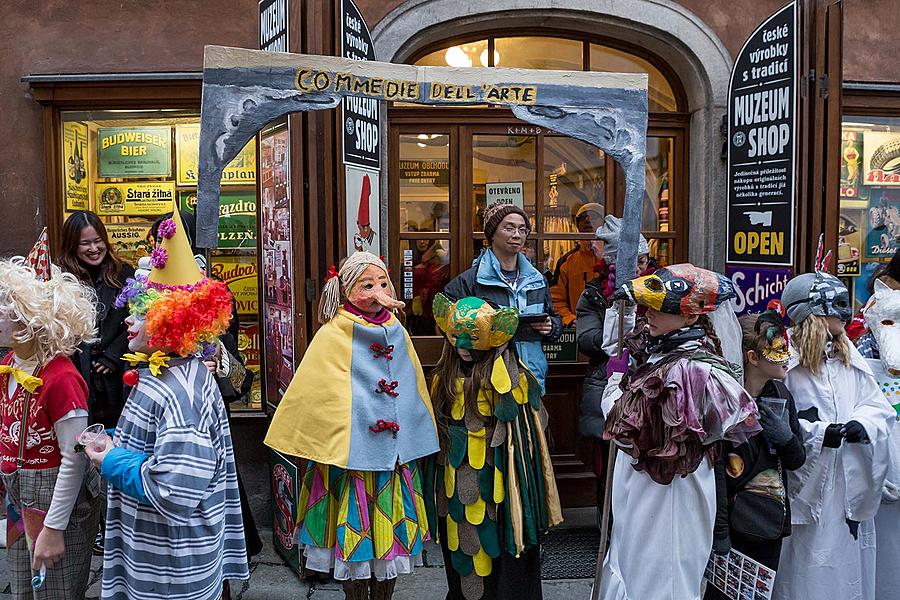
[480,49,501,67]
[444,46,472,68]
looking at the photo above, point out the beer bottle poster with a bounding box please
[63,121,90,211]
[726,1,797,265]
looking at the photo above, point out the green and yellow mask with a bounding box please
[433,293,519,351]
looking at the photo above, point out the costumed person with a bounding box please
[426,293,563,600]
[264,252,439,600]
[444,201,562,395]
[575,218,652,502]
[83,209,249,599]
[599,264,761,600]
[0,230,101,599]
[704,310,806,600]
[850,278,900,599]
[150,212,264,576]
[848,246,900,343]
[353,174,376,252]
[549,202,605,327]
[772,250,894,600]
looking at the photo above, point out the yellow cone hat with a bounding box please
[148,209,204,287]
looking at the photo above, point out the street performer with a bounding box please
[84,209,249,599]
[265,251,440,600]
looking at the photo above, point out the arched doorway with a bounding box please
[374,1,731,507]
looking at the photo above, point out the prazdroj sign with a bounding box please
[196,46,649,288]
[726,1,797,266]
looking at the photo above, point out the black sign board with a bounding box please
[726,1,796,266]
[259,0,288,52]
[340,0,379,170]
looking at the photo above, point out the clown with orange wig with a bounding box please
[83,209,249,600]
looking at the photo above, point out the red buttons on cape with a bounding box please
[375,379,399,397]
[370,343,394,360]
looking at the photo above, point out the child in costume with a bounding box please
[773,263,894,600]
[0,230,100,599]
[853,279,900,598]
[427,293,563,600]
[600,264,760,600]
[264,252,439,600]
[83,209,249,599]
[704,310,806,600]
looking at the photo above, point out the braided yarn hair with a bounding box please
[696,314,723,357]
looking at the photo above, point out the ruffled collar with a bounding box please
[646,326,706,355]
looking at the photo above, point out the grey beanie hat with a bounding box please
[595,215,650,259]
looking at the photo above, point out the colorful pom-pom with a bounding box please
[150,247,168,269]
[158,218,176,239]
[123,369,140,386]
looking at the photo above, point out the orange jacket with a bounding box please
[551,246,599,326]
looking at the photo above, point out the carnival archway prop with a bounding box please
[195,44,648,285]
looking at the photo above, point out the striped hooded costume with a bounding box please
[101,209,248,599]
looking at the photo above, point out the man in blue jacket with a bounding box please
[443,201,562,392]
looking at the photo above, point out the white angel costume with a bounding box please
[773,344,893,600]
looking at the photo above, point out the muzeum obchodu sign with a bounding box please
[194,45,649,282]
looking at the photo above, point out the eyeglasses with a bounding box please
[499,226,530,236]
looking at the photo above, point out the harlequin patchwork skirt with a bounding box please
[297,460,429,581]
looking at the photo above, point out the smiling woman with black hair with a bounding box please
[58,210,135,428]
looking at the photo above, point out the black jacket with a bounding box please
[714,379,806,545]
[442,254,563,346]
[73,263,135,427]
[574,278,609,438]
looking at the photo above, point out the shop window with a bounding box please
[493,37,583,71]
[589,44,677,112]
[396,34,686,337]
[399,134,450,232]
[416,40,489,68]
[59,110,261,412]
[839,115,900,310]
[471,135,537,230]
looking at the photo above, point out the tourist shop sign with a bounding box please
[98,127,171,177]
[726,2,797,265]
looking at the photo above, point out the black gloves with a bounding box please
[846,518,860,541]
[823,424,844,448]
[842,420,870,444]
[758,403,794,446]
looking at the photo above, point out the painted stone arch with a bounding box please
[372,0,734,267]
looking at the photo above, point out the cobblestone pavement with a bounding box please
[1,527,593,599]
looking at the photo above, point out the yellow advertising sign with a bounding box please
[176,124,256,186]
[95,182,176,216]
[63,122,90,211]
[106,223,154,266]
[211,255,259,316]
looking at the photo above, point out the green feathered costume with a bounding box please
[425,294,563,600]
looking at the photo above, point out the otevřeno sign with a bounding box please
[726,1,797,266]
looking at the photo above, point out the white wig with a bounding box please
[0,258,98,365]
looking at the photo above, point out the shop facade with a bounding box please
[6,0,900,511]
